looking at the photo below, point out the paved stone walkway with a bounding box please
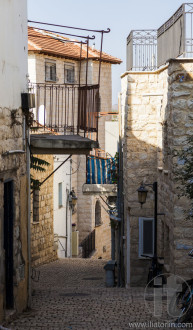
[6,259,193,330]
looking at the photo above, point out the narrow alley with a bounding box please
[6,259,150,330]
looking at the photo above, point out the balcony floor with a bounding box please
[30,134,99,155]
[82,183,117,196]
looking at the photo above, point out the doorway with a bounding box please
[4,180,14,309]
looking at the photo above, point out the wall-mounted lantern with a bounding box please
[137,182,148,207]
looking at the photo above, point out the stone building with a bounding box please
[28,26,121,263]
[0,0,29,322]
[121,4,193,286]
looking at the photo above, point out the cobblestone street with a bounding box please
[6,259,193,330]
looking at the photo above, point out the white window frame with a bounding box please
[64,63,75,84]
[138,217,154,258]
[45,59,56,82]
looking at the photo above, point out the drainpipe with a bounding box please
[111,225,115,260]
[117,93,124,287]
[26,126,31,307]
[70,158,72,258]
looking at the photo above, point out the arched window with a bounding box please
[95,200,102,227]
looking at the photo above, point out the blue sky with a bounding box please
[28,0,185,105]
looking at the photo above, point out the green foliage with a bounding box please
[31,155,50,190]
[175,136,193,218]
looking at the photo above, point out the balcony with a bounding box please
[30,83,100,155]
[126,4,193,72]
[82,150,117,195]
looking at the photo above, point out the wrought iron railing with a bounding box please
[126,30,157,71]
[30,83,99,140]
[81,230,95,258]
[127,4,193,71]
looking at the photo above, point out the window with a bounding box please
[45,60,56,82]
[58,182,63,208]
[64,63,75,83]
[139,217,154,258]
[95,200,102,227]
[33,189,39,222]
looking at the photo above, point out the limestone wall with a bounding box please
[92,198,111,260]
[31,154,57,267]
[122,60,193,286]
[158,60,193,280]
[122,68,168,285]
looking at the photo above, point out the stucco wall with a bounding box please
[53,155,71,258]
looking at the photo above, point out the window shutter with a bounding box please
[139,217,154,257]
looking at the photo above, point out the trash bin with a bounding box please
[104,260,116,287]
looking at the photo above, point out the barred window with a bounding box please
[95,200,102,227]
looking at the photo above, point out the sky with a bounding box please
[28,0,186,105]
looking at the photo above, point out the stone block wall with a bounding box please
[0,108,29,320]
[122,59,193,286]
[91,197,111,260]
[31,154,57,267]
[122,69,166,285]
[158,60,193,280]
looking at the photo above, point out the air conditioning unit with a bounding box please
[21,93,35,111]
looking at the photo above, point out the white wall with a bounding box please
[53,155,72,258]
[0,0,28,108]
[105,121,119,157]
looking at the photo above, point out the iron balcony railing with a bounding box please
[127,4,193,71]
[126,30,157,71]
[30,83,100,140]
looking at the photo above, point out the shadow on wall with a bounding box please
[123,61,193,286]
